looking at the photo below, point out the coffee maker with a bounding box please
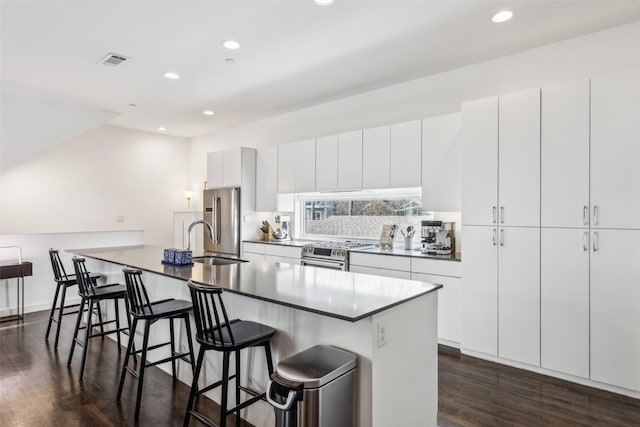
[421,221,455,255]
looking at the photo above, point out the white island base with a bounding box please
[82,254,438,427]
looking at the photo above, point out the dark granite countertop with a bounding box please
[243,239,461,262]
[69,245,441,322]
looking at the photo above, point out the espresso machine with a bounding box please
[421,221,455,255]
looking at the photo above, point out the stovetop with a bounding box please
[301,241,376,261]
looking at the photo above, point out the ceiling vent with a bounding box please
[98,52,130,67]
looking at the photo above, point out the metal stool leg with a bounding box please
[45,283,61,341]
[169,317,176,379]
[78,300,94,381]
[183,346,206,427]
[235,350,241,426]
[134,320,151,421]
[220,351,230,427]
[67,297,86,366]
[117,317,138,400]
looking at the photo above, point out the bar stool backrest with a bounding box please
[72,256,96,296]
[187,280,235,347]
[49,249,70,282]
[122,267,154,316]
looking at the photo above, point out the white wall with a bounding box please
[0,230,144,316]
[189,21,640,210]
[1,124,190,246]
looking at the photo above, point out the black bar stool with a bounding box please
[67,256,131,380]
[117,267,196,422]
[45,249,100,348]
[184,280,276,427]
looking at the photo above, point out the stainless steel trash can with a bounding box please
[266,345,357,427]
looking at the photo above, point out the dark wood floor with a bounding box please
[1,311,639,426]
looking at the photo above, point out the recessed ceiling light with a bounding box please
[158,126,167,132]
[222,40,241,50]
[203,110,215,116]
[314,0,334,6]
[163,72,180,80]
[492,10,513,23]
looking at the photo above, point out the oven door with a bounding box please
[300,257,347,271]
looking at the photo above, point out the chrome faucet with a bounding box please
[186,220,214,251]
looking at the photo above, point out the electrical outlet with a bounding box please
[116,216,125,223]
[377,321,387,348]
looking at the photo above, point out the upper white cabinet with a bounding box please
[498,88,540,227]
[422,113,462,211]
[461,97,498,226]
[294,139,316,193]
[277,142,297,193]
[315,135,338,192]
[591,67,640,229]
[590,229,640,392]
[337,130,363,191]
[256,145,278,212]
[207,151,224,188]
[390,120,422,188]
[207,147,254,189]
[541,80,590,228]
[362,126,390,189]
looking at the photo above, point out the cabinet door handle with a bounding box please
[583,206,588,226]
[593,205,598,226]
[583,231,588,252]
[592,232,598,252]
[492,206,497,224]
[500,206,505,224]
[492,228,497,246]
[500,229,504,246]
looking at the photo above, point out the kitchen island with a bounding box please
[70,245,441,427]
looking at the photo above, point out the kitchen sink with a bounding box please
[193,256,247,266]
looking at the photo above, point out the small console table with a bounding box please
[0,246,32,322]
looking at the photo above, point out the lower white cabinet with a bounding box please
[541,228,589,378]
[264,244,301,265]
[350,264,410,280]
[461,226,498,356]
[498,227,540,366]
[412,272,460,344]
[590,229,640,392]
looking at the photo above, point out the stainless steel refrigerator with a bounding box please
[203,187,241,256]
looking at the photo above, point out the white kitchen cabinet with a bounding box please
[277,142,296,193]
[498,88,540,227]
[362,125,390,189]
[498,226,540,366]
[264,244,301,265]
[590,229,640,392]
[294,139,316,193]
[337,130,363,190]
[421,113,462,211]
[207,151,224,188]
[207,147,255,189]
[412,272,461,345]
[350,252,411,272]
[461,225,498,356]
[540,228,589,378]
[256,145,278,212]
[461,97,498,226]
[390,120,422,188]
[350,264,410,280]
[315,135,338,192]
[591,67,640,229]
[541,80,590,228]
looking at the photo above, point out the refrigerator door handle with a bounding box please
[212,196,218,244]
[215,197,222,244]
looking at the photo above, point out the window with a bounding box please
[297,188,432,240]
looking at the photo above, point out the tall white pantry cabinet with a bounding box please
[461,66,640,395]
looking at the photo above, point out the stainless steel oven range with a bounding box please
[300,241,375,271]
